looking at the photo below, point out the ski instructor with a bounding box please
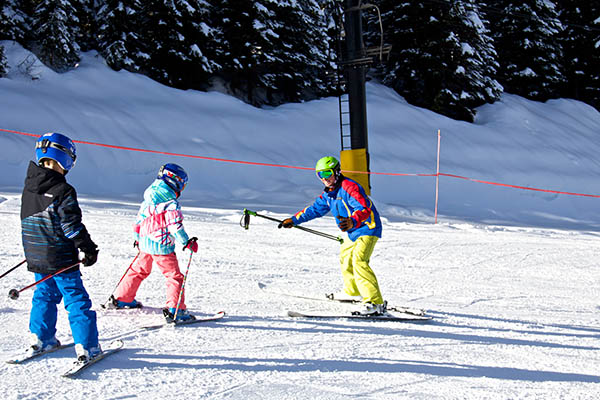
[279,156,385,315]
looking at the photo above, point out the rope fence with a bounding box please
[2,127,599,224]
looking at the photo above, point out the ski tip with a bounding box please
[287,311,304,318]
[257,282,267,289]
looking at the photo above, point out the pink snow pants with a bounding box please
[113,252,186,309]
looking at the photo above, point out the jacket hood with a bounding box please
[144,179,177,204]
[24,161,66,194]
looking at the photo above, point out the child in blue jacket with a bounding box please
[280,156,385,315]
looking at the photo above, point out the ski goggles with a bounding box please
[317,169,334,179]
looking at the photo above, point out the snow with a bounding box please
[0,41,599,397]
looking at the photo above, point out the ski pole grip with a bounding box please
[243,212,250,230]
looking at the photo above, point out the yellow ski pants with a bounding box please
[339,235,383,305]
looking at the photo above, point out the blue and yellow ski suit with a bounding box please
[292,176,384,304]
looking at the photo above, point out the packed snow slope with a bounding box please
[1,40,600,230]
[0,197,598,399]
[0,41,599,399]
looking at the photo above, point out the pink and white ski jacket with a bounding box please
[133,180,190,255]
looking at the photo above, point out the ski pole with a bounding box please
[241,208,344,244]
[8,261,81,300]
[101,250,140,308]
[0,259,26,280]
[171,239,197,322]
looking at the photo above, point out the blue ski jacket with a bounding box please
[292,176,382,242]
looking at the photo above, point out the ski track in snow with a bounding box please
[0,194,599,399]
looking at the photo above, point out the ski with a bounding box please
[258,282,427,316]
[6,342,75,365]
[287,310,432,322]
[61,340,124,378]
[141,311,225,331]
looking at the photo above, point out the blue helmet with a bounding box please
[35,132,77,171]
[158,163,188,193]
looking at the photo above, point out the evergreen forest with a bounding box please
[1,0,598,122]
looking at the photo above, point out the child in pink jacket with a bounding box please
[109,163,198,321]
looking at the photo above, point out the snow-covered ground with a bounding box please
[0,41,599,398]
[0,195,598,398]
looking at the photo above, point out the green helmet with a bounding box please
[315,156,340,172]
[315,156,341,181]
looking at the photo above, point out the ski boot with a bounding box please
[74,343,102,364]
[352,301,387,316]
[104,295,143,309]
[162,307,195,323]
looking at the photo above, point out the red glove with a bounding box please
[184,237,198,253]
[338,217,355,232]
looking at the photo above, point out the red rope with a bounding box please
[2,127,599,198]
[1,128,313,171]
[440,173,600,198]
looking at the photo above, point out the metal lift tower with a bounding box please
[337,0,389,195]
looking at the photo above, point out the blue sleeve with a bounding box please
[292,194,330,225]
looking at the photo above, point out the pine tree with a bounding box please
[96,0,146,72]
[209,0,262,104]
[72,0,97,51]
[0,0,27,41]
[31,0,81,71]
[0,44,8,77]
[485,0,565,101]
[375,0,501,121]
[135,0,216,90]
[557,1,600,110]
[211,0,333,106]
[319,0,343,82]
[434,1,502,120]
[257,0,334,105]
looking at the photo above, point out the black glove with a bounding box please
[75,233,98,266]
[278,218,294,229]
[338,217,354,232]
[133,240,139,248]
[82,247,99,266]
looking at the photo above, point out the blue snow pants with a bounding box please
[29,270,99,350]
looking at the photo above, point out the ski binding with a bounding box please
[141,311,225,330]
[287,310,432,322]
[258,282,427,316]
[61,339,124,378]
[6,342,75,364]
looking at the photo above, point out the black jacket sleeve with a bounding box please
[58,187,97,253]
